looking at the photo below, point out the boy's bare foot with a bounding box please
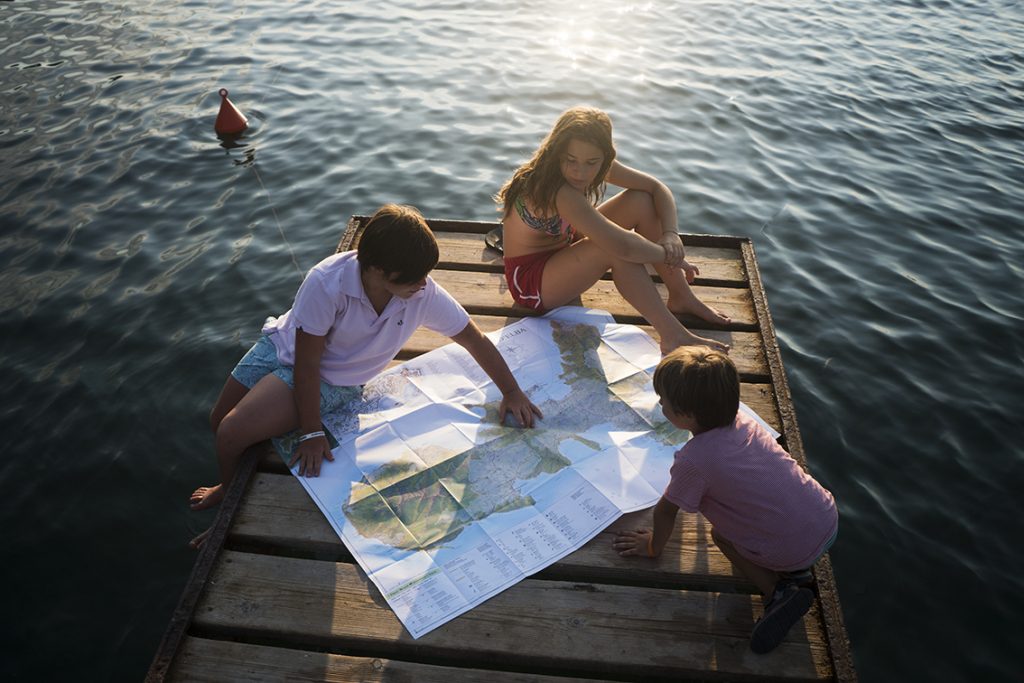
[667,291,731,326]
[660,330,730,355]
[189,527,212,550]
[189,484,224,511]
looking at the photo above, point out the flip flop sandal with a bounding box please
[485,226,503,253]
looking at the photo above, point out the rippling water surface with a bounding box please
[2,1,1022,680]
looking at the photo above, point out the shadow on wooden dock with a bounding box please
[148,217,856,682]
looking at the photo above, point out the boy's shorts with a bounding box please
[231,334,362,415]
[780,524,839,577]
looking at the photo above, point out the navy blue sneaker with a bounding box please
[750,581,814,654]
[780,568,817,596]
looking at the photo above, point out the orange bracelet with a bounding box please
[647,536,655,557]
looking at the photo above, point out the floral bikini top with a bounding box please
[514,196,576,243]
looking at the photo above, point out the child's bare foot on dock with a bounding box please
[190,484,224,511]
[189,527,212,550]
[668,292,731,326]
[660,330,730,355]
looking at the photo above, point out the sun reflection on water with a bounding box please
[533,2,658,75]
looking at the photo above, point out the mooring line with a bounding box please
[760,202,790,236]
[250,162,303,277]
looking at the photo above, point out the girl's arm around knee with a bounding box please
[450,320,543,428]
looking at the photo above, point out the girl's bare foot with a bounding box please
[189,484,224,511]
[667,291,731,326]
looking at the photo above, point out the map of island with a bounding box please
[340,315,682,552]
[283,307,777,638]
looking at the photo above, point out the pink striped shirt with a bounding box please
[663,411,837,572]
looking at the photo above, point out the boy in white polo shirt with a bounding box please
[189,204,542,546]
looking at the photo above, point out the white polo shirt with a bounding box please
[262,251,470,386]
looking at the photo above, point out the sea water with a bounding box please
[1,1,1022,680]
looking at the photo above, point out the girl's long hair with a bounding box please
[496,107,616,218]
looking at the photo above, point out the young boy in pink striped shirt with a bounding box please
[613,346,838,654]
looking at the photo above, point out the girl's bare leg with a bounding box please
[540,240,728,353]
[599,189,731,325]
[189,373,299,512]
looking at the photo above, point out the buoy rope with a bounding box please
[250,162,303,278]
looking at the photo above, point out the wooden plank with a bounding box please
[433,231,748,286]
[194,550,832,682]
[549,511,748,591]
[230,472,747,591]
[429,270,755,329]
[395,313,770,380]
[171,636,612,683]
[345,213,750,249]
[738,383,782,433]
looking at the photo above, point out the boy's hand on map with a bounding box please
[499,388,544,428]
[613,528,656,558]
[289,436,333,477]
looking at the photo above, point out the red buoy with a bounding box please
[214,88,248,135]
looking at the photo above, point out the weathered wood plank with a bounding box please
[230,472,748,592]
[739,383,782,432]
[433,231,748,285]
[171,636,612,683]
[552,512,748,591]
[428,270,756,329]
[396,313,770,380]
[346,214,749,250]
[194,550,833,682]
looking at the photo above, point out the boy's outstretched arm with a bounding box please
[613,496,679,558]
[450,320,543,428]
[289,329,334,476]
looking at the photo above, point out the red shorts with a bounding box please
[504,249,559,312]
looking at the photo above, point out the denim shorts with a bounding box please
[231,334,362,414]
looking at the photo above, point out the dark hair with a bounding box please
[495,106,616,218]
[356,204,439,283]
[653,346,739,431]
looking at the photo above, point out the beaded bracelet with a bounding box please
[297,430,326,443]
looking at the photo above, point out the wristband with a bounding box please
[647,536,655,557]
[297,430,326,443]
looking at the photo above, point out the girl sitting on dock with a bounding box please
[188,204,542,547]
[495,106,729,354]
[613,346,838,654]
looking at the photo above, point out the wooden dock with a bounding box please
[148,217,856,682]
